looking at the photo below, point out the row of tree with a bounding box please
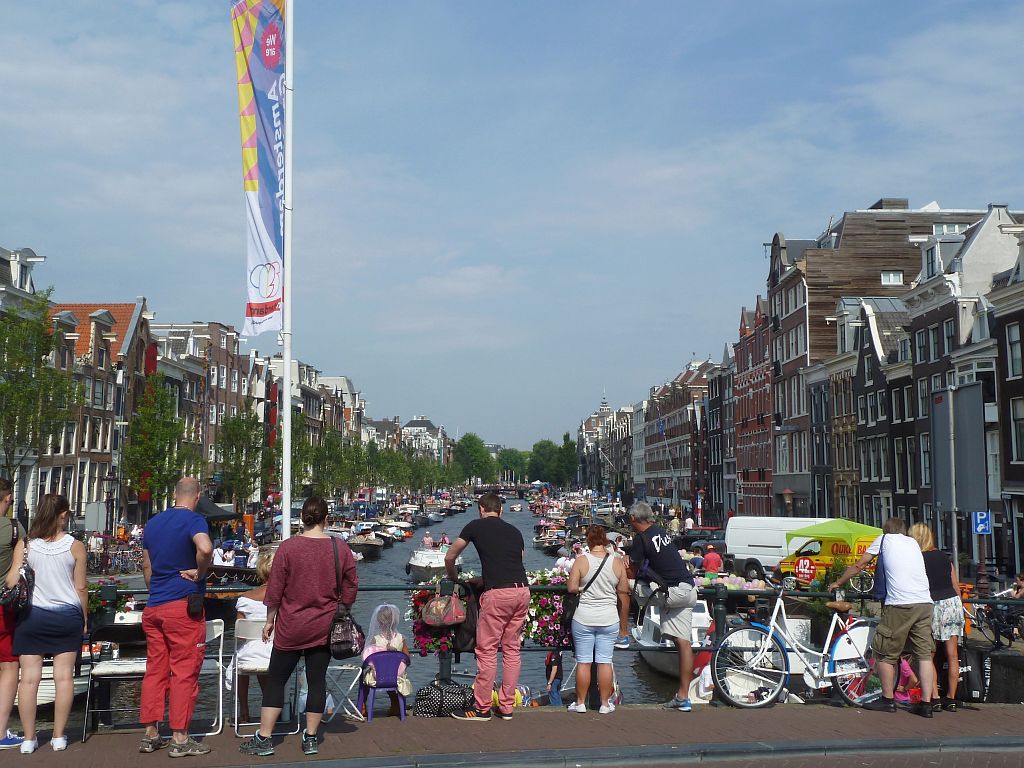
[0,291,582,517]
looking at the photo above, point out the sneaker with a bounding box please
[168,737,211,758]
[0,731,24,750]
[138,735,168,754]
[663,696,692,712]
[599,702,616,714]
[567,702,587,713]
[238,732,274,757]
[20,740,38,755]
[942,698,958,712]
[450,708,491,722]
[862,697,896,712]
[301,730,318,756]
[51,736,68,752]
[494,710,513,721]
[911,702,934,719]
[614,635,631,649]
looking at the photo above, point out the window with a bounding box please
[877,390,887,420]
[931,373,943,393]
[894,438,905,491]
[219,365,227,388]
[926,246,939,279]
[1012,398,1024,462]
[231,405,238,418]
[97,345,108,370]
[906,437,916,491]
[1008,323,1022,378]
[209,367,217,386]
[93,381,104,408]
[242,377,249,396]
[218,404,225,424]
[209,404,216,425]
[929,326,941,361]
[916,330,928,363]
[879,439,889,480]
[944,318,956,355]
[904,385,915,420]
[867,393,876,424]
[859,441,868,481]
[869,440,878,480]
[934,222,970,235]
[208,444,216,462]
[219,331,226,349]
[231,369,239,393]
[881,270,904,286]
[946,370,956,388]
[858,395,867,424]
[921,433,931,487]
[900,338,910,361]
[918,379,929,418]
[864,356,873,385]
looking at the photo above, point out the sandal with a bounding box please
[139,735,168,753]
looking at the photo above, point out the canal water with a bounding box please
[14,500,676,734]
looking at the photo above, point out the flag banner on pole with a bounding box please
[232,0,286,336]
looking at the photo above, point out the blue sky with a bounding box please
[6,1,1024,449]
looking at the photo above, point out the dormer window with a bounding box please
[933,222,970,236]
[925,247,939,279]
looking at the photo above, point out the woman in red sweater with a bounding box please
[240,497,358,758]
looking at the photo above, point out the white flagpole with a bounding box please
[280,0,295,540]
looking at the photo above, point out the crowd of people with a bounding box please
[0,477,1020,756]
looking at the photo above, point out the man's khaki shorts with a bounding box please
[872,603,934,664]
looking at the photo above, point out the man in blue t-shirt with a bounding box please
[139,477,213,757]
[628,502,697,713]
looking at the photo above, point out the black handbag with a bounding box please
[328,537,364,660]
[556,554,610,648]
[0,537,34,617]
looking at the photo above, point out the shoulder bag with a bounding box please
[328,537,364,659]
[0,537,34,616]
[422,582,467,627]
[556,554,610,648]
[870,534,887,603]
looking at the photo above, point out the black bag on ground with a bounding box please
[413,681,474,717]
[956,646,988,703]
[453,582,481,654]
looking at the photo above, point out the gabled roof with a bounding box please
[861,298,909,362]
[403,418,438,432]
[49,302,140,359]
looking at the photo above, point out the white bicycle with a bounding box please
[711,585,879,708]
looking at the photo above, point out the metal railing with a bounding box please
[94,581,1024,684]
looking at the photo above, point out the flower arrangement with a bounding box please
[87,579,132,614]
[407,568,571,656]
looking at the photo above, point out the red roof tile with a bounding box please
[49,303,138,359]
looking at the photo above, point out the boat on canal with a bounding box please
[406,545,463,582]
[348,533,385,560]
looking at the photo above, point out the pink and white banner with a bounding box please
[232,0,286,336]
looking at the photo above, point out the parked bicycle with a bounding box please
[964,592,1024,649]
[711,583,878,708]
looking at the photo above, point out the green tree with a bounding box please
[123,375,197,517]
[309,428,345,499]
[338,441,366,497]
[497,448,527,484]
[0,289,82,509]
[454,433,496,483]
[528,439,561,484]
[559,432,578,488]
[215,409,270,514]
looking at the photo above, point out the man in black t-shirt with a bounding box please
[628,502,696,713]
[445,493,528,722]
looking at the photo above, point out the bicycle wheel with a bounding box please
[829,619,880,706]
[849,572,874,596]
[972,608,995,645]
[711,625,787,708]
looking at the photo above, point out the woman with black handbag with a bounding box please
[565,526,630,714]
[239,497,357,758]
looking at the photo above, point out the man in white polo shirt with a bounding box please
[829,517,935,717]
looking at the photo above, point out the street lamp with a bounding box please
[103,468,118,575]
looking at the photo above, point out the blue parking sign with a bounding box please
[972,510,992,535]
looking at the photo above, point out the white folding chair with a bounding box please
[197,619,225,737]
[324,662,365,722]
[232,618,300,736]
[81,622,149,742]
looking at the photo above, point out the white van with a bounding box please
[725,516,830,580]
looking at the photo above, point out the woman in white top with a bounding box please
[5,494,87,753]
[233,547,274,723]
[566,526,630,714]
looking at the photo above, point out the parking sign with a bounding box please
[972,510,992,535]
